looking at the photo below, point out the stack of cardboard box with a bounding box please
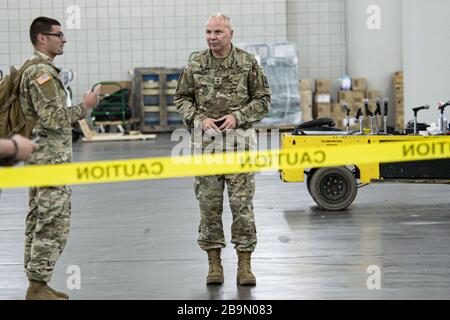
[351,77,367,113]
[331,95,345,128]
[314,79,332,119]
[299,79,313,122]
[299,76,384,131]
[366,90,382,119]
[367,90,381,105]
[394,71,404,129]
[332,78,368,129]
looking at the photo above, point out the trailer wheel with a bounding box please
[306,175,312,194]
[308,166,357,211]
[306,169,317,194]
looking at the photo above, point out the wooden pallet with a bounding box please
[93,118,140,126]
[78,119,156,142]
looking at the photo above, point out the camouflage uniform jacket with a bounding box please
[19,51,87,165]
[174,45,271,149]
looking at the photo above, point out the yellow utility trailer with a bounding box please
[280,134,450,211]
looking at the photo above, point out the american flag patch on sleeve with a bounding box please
[36,74,52,85]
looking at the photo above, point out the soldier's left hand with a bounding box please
[216,115,236,132]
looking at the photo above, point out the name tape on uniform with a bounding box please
[1,138,449,188]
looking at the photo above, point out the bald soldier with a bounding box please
[174,13,271,286]
[20,17,100,300]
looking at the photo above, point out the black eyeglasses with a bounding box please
[42,32,65,39]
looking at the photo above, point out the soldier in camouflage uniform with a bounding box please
[174,14,271,286]
[19,17,100,300]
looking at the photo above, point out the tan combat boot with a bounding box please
[237,251,256,286]
[48,286,69,300]
[25,280,68,300]
[206,249,224,285]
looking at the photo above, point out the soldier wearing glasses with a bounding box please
[19,17,100,300]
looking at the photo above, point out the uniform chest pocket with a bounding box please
[225,67,251,100]
[193,74,215,104]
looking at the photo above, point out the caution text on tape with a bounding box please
[0,138,449,188]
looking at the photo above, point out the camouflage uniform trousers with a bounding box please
[24,185,71,282]
[195,172,257,252]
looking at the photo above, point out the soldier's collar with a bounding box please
[34,51,53,62]
[208,45,236,69]
[33,51,61,73]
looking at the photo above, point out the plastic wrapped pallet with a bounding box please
[240,42,301,126]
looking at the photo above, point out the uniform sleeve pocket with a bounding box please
[35,79,60,103]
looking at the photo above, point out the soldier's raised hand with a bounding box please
[83,84,102,109]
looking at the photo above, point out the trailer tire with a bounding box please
[309,166,357,211]
[306,169,317,195]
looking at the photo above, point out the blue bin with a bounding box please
[144,112,160,126]
[167,112,183,125]
[144,95,160,105]
[145,120,160,126]
[166,74,179,82]
[143,74,159,81]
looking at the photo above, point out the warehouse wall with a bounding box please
[402,0,450,125]
[345,0,403,123]
[0,0,288,104]
[287,0,346,80]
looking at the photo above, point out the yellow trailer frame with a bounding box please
[280,134,450,210]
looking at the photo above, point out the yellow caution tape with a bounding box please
[0,138,449,188]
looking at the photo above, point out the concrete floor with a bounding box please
[1,133,449,300]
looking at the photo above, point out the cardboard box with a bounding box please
[351,102,366,130]
[352,91,366,103]
[396,97,404,129]
[395,92,404,100]
[100,81,131,96]
[300,103,313,122]
[315,79,331,93]
[332,103,344,127]
[300,91,313,106]
[339,91,354,104]
[332,103,359,130]
[299,79,312,92]
[353,102,364,114]
[395,85,404,99]
[396,115,404,130]
[394,71,403,85]
[367,90,381,101]
[315,93,331,103]
[352,78,367,91]
[316,102,332,118]
[300,91,313,122]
